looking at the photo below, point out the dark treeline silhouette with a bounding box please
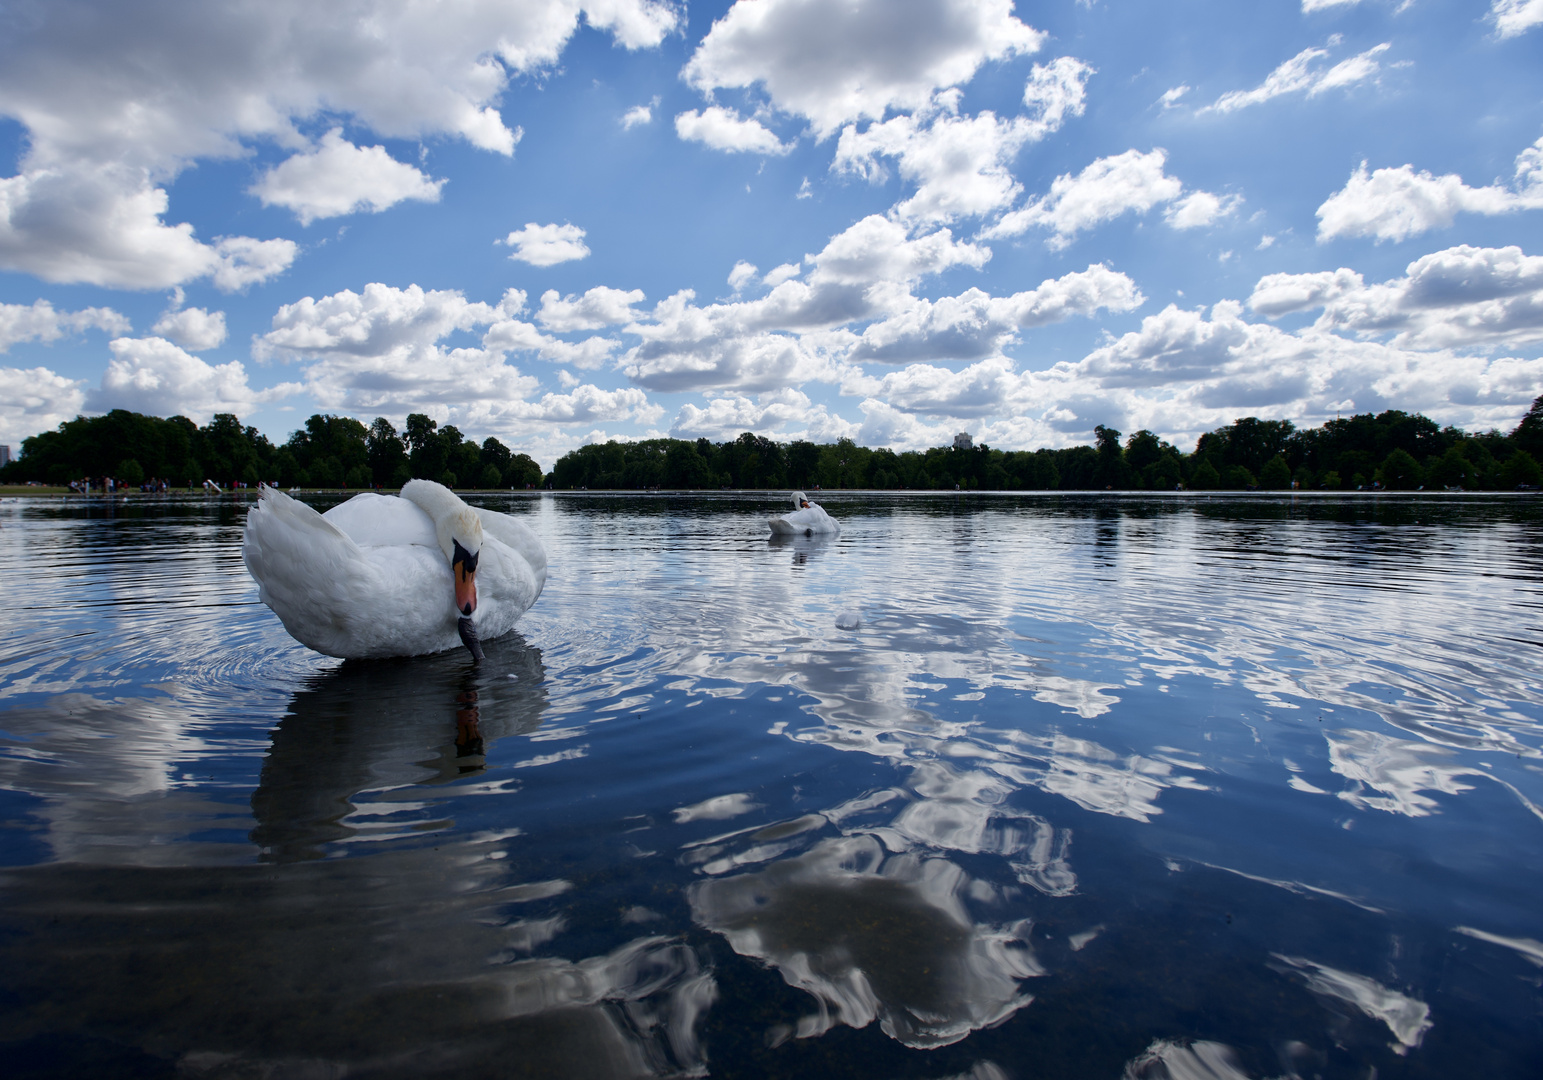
[1,410,542,490]
[6,397,1540,492]
[549,398,1543,492]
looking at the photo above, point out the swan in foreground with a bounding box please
[243,479,546,660]
[767,491,840,536]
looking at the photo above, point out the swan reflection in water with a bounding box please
[0,637,716,1079]
[767,530,835,568]
[250,638,548,860]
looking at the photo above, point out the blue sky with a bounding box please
[1,0,1541,467]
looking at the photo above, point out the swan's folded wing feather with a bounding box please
[323,492,436,548]
[475,508,547,594]
[243,488,388,656]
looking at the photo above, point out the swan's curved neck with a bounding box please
[402,479,480,560]
[402,479,465,524]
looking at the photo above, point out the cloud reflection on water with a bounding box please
[690,833,1041,1049]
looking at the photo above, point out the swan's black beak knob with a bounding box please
[457,616,485,661]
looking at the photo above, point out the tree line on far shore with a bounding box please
[548,397,1543,492]
[0,411,542,491]
[3,395,1540,492]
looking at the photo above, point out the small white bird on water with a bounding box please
[767,491,840,536]
[242,479,546,660]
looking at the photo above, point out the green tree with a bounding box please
[1225,465,1256,489]
[663,441,712,487]
[310,456,343,488]
[1500,449,1542,489]
[1190,460,1221,490]
[505,453,543,488]
[1093,425,1132,488]
[786,441,820,488]
[1511,395,1543,460]
[366,418,408,485]
[1426,444,1478,489]
[1143,454,1181,490]
[480,436,513,478]
[116,458,145,486]
[1259,454,1292,490]
[1378,448,1424,490]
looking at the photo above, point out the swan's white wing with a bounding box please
[323,492,436,548]
[244,488,459,658]
[475,507,547,594]
[244,488,372,654]
[769,505,839,535]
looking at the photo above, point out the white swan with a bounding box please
[767,491,840,536]
[242,479,546,660]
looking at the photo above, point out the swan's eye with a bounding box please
[451,539,479,574]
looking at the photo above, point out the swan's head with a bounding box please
[436,508,484,617]
[793,491,810,510]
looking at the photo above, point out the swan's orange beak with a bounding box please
[452,540,478,616]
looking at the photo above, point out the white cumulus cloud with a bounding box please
[150,307,227,351]
[985,148,1224,248]
[0,300,130,352]
[675,107,792,155]
[0,167,298,291]
[255,283,636,430]
[0,365,86,450]
[764,262,802,287]
[835,102,1039,225]
[1491,0,1543,37]
[682,0,1045,138]
[1316,138,1543,242]
[1250,243,1543,351]
[1165,190,1242,230]
[250,129,446,226]
[537,286,647,332]
[87,336,297,422]
[849,264,1144,364]
[669,388,853,441]
[727,261,759,291]
[809,214,991,287]
[501,223,592,266]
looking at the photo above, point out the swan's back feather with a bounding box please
[322,492,436,548]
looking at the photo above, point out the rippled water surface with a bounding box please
[2,490,1541,1079]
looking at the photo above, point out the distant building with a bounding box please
[952,432,972,451]
[0,445,10,467]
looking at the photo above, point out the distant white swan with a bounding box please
[768,491,840,536]
[242,480,546,660]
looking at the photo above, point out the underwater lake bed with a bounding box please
[1,490,1540,1079]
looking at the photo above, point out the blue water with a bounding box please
[1,490,1540,1078]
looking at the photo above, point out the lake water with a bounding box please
[1,490,1541,1079]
